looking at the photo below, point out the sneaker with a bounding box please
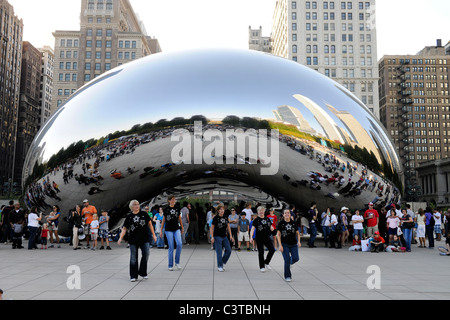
[175,264,181,270]
[265,264,272,270]
[247,248,251,252]
[218,267,224,272]
[238,248,241,252]
[168,267,173,271]
[141,276,148,280]
[260,268,265,273]
[99,246,104,250]
[130,278,137,282]
[106,246,111,250]
[285,277,292,282]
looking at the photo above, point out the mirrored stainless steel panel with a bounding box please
[23,48,402,236]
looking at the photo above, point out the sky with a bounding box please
[7,0,450,59]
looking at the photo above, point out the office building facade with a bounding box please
[378,40,450,198]
[14,41,42,185]
[0,0,23,189]
[52,0,161,112]
[268,0,379,118]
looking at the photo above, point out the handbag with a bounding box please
[397,227,403,236]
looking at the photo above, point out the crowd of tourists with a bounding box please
[1,194,450,283]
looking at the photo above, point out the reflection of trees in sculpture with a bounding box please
[28,115,271,181]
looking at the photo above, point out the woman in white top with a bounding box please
[416,208,427,248]
[351,209,364,241]
[27,207,42,250]
[386,208,401,243]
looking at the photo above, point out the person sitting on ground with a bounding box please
[348,234,362,251]
[110,169,124,179]
[369,231,385,253]
[386,235,406,252]
[438,232,450,256]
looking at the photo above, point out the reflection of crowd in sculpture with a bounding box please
[280,134,401,206]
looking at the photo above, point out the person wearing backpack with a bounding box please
[425,207,435,249]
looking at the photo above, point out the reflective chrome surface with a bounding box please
[23,48,402,236]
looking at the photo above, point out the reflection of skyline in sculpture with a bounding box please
[293,94,345,144]
[326,104,382,163]
[273,105,315,135]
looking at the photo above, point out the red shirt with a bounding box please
[267,214,277,230]
[364,209,379,227]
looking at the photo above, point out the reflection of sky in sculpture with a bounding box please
[25,48,400,174]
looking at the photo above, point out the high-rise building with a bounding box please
[14,41,42,186]
[51,0,161,113]
[38,46,54,127]
[0,0,23,190]
[268,0,379,118]
[248,26,271,53]
[378,40,450,198]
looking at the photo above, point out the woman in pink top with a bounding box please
[386,208,401,243]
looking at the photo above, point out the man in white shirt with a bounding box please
[241,202,253,222]
[433,209,442,241]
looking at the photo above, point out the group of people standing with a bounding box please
[118,196,302,282]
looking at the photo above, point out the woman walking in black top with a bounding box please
[210,204,234,272]
[161,195,184,271]
[277,209,301,282]
[118,200,157,282]
[250,206,275,272]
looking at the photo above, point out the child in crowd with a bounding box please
[154,207,165,249]
[153,208,163,248]
[90,214,99,250]
[98,210,111,250]
[40,223,49,249]
[386,235,406,252]
[348,234,362,251]
[237,212,250,252]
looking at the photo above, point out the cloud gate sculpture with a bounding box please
[22,48,402,236]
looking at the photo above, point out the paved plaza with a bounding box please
[0,238,449,301]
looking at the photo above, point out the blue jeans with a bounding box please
[308,223,317,246]
[156,232,165,248]
[129,242,150,280]
[353,229,363,240]
[281,243,299,279]
[402,227,412,251]
[165,229,182,268]
[214,236,232,268]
